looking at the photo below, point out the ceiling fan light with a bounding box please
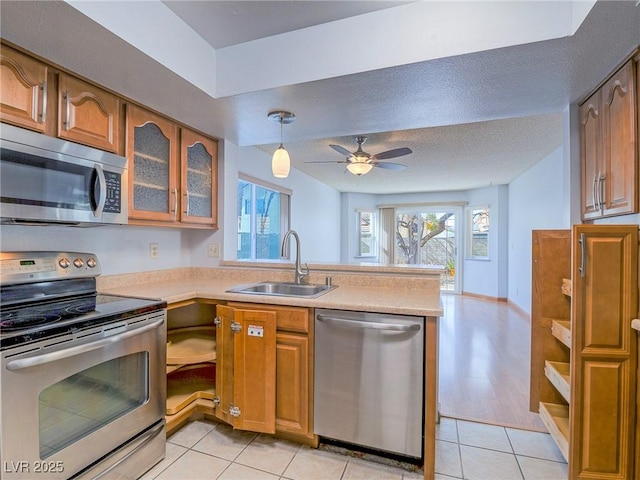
[346,162,373,176]
[272,145,290,178]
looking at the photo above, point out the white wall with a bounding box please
[341,186,508,298]
[235,146,342,263]
[464,185,509,299]
[0,141,341,274]
[0,224,196,276]
[507,146,568,314]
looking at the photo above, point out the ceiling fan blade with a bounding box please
[374,161,407,171]
[329,144,353,157]
[371,147,412,160]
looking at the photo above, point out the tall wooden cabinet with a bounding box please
[580,55,638,220]
[530,225,638,479]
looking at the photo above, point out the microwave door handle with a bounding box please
[6,318,165,371]
[93,163,107,218]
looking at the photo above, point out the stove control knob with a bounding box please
[87,258,97,268]
[59,258,70,269]
[73,258,84,268]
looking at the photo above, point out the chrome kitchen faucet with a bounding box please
[281,230,309,284]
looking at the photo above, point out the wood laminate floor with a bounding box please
[438,294,546,432]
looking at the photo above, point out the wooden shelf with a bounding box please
[166,364,215,415]
[544,360,571,403]
[167,326,216,365]
[539,402,569,462]
[551,320,571,349]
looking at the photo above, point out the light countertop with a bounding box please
[98,265,444,317]
[632,319,640,332]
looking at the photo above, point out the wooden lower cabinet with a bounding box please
[164,300,316,445]
[530,226,638,479]
[228,302,316,445]
[276,333,310,437]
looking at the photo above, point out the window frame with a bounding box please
[356,209,377,258]
[237,174,291,261]
[466,205,490,260]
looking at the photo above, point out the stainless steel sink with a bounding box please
[227,281,335,298]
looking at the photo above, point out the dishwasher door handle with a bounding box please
[317,314,421,331]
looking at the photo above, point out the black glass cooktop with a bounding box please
[0,293,166,350]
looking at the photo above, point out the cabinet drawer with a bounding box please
[227,302,309,333]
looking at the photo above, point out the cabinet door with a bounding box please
[580,90,602,220]
[570,225,638,479]
[126,104,179,222]
[601,60,637,217]
[180,128,218,227]
[276,333,310,437]
[215,305,276,434]
[57,73,120,153]
[0,46,48,133]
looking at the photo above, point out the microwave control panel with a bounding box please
[103,171,121,213]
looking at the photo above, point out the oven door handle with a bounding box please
[6,318,164,371]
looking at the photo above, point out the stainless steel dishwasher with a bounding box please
[314,308,424,459]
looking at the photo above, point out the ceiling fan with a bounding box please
[306,136,412,176]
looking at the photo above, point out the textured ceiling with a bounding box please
[164,1,413,49]
[1,1,638,194]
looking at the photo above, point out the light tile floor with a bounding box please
[140,417,567,480]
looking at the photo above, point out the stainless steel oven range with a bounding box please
[0,251,167,480]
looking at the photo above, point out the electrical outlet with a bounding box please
[207,243,220,258]
[149,243,159,259]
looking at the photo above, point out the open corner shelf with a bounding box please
[551,319,571,349]
[167,326,216,365]
[166,363,216,415]
[539,401,569,462]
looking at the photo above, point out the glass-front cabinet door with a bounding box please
[126,104,178,222]
[180,128,218,227]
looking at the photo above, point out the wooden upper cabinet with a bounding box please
[57,73,120,153]
[601,61,637,216]
[569,225,638,479]
[580,57,638,220]
[180,128,218,227]
[126,104,179,223]
[0,45,48,133]
[580,91,601,220]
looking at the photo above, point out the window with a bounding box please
[356,210,376,257]
[237,175,290,260]
[466,206,490,259]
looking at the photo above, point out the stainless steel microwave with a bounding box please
[0,124,128,225]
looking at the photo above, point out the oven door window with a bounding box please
[38,352,149,459]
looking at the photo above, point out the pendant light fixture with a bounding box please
[267,111,295,178]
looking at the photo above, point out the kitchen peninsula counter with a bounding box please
[97,263,443,480]
[97,263,444,317]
